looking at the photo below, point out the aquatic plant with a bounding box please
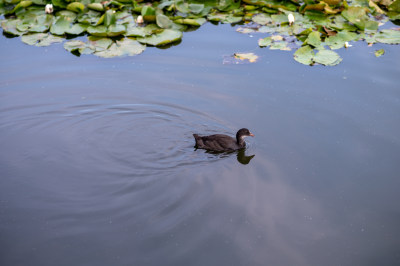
[1,0,399,65]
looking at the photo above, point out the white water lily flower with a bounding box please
[45,4,53,14]
[344,42,352,48]
[136,15,144,24]
[288,13,295,26]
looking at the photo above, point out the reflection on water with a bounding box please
[1,23,400,266]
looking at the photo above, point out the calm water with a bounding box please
[1,23,400,266]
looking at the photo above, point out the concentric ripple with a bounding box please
[0,100,234,177]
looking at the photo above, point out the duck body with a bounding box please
[193,128,254,152]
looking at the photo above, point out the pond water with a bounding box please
[1,23,400,266]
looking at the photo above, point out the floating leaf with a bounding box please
[375,29,400,44]
[258,37,272,47]
[174,18,207,26]
[252,13,272,25]
[95,38,145,58]
[156,13,173,29]
[234,52,258,63]
[50,16,70,35]
[1,19,26,36]
[87,25,108,36]
[21,33,63,46]
[66,2,85,13]
[137,29,182,46]
[293,45,314,65]
[375,49,385,57]
[305,31,321,48]
[64,39,86,52]
[107,24,126,37]
[314,49,342,66]
[87,3,104,12]
[65,23,87,35]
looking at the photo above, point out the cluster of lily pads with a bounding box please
[1,0,400,65]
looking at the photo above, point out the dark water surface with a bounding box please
[1,24,400,266]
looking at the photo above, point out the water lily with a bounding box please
[344,42,352,48]
[136,15,144,24]
[288,13,294,26]
[45,4,53,14]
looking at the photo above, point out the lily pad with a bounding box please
[66,2,85,13]
[234,52,258,63]
[375,49,385,57]
[293,45,314,65]
[258,36,272,47]
[305,31,322,48]
[375,29,400,44]
[314,49,342,66]
[21,33,63,46]
[95,38,145,58]
[156,14,173,29]
[50,16,71,35]
[137,29,182,46]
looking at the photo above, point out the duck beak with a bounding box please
[249,132,255,137]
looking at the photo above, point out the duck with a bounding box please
[193,128,254,152]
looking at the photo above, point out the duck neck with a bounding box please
[236,135,246,147]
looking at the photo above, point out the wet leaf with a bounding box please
[234,52,258,63]
[174,18,206,26]
[314,49,342,66]
[21,33,63,46]
[1,19,26,35]
[252,13,272,25]
[258,36,272,47]
[50,16,70,35]
[305,31,322,48]
[293,45,314,65]
[87,25,108,36]
[66,2,85,13]
[107,24,126,37]
[87,3,104,12]
[95,38,145,58]
[325,30,360,49]
[375,48,385,57]
[375,29,400,44]
[64,39,86,52]
[137,29,182,46]
[156,13,173,29]
[65,23,87,35]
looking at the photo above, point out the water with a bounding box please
[1,24,400,266]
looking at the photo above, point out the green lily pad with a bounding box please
[95,38,145,58]
[50,16,70,35]
[156,13,173,29]
[21,33,63,46]
[314,49,342,66]
[64,39,87,52]
[65,23,87,35]
[252,13,272,25]
[293,45,314,65]
[305,31,322,48]
[325,31,360,49]
[87,25,108,36]
[137,29,182,46]
[258,36,272,47]
[126,24,158,37]
[87,3,104,12]
[107,24,126,37]
[1,19,26,35]
[174,18,207,26]
[375,48,385,57]
[66,2,85,13]
[375,29,400,44]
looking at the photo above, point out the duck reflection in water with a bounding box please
[193,128,255,164]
